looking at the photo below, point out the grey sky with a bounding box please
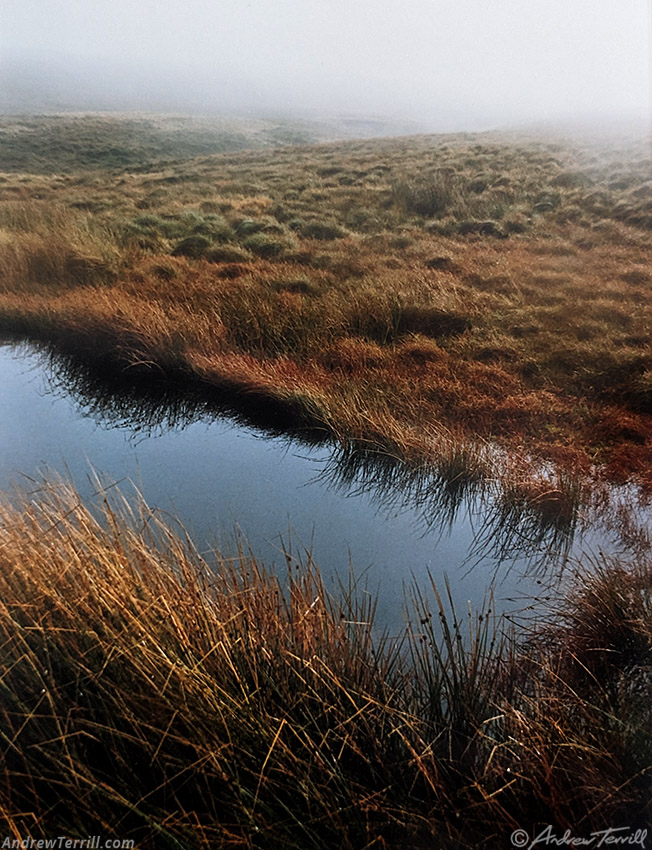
[2,0,650,128]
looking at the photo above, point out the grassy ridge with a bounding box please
[0,120,651,498]
[0,113,421,174]
[0,482,650,847]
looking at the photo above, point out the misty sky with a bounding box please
[1,0,650,128]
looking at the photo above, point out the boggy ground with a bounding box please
[1,117,651,501]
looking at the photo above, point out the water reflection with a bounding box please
[40,344,331,445]
[315,446,581,574]
[25,341,645,576]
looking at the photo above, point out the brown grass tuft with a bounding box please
[0,482,650,846]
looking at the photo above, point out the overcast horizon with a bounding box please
[1,0,651,132]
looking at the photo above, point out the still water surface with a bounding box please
[0,341,626,632]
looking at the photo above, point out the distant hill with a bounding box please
[0,112,425,174]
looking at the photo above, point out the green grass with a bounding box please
[0,113,419,174]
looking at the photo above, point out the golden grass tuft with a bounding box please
[0,482,650,846]
[0,202,121,293]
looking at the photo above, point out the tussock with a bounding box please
[0,483,650,846]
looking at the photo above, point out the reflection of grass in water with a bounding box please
[31,343,582,568]
[0,480,650,846]
[35,342,331,443]
[468,468,583,571]
[13,341,649,574]
[320,441,486,531]
[320,444,587,573]
[321,442,652,577]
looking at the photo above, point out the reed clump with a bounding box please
[0,202,121,292]
[0,483,650,847]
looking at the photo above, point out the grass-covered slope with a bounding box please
[0,112,421,173]
[0,119,651,492]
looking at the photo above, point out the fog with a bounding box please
[1,0,650,131]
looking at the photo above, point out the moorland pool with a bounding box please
[0,341,644,633]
